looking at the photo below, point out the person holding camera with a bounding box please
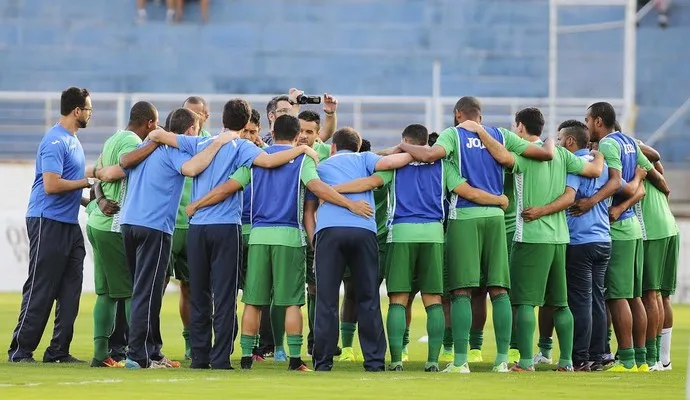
[263,88,338,146]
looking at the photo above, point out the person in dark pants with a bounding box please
[120,109,235,369]
[8,87,94,363]
[307,127,413,372]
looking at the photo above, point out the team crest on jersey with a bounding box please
[465,137,486,149]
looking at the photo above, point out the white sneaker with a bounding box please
[533,352,553,364]
[661,362,672,371]
[149,360,168,369]
[492,362,510,373]
[441,362,470,373]
[649,361,663,372]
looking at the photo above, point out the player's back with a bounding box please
[566,153,611,245]
[456,126,505,207]
[390,161,444,224]
[601,132,640,221]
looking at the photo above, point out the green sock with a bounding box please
[443,327,453,351]
[510,325,518,350]
[469,329,483,350]
[646,338,657,365]
[286,334,303,359]
[340,322,356,348]
[516,305,536,368]
[425,304,444,364]
[402,327,410,348]
[634,347,647,367]
[553,307,574,368]
[538,336,554,359]
[656,334,662,363]
[491,293,512,365]
[386,303,407,363]
[619,347,635,369]
[182,328,190,354]
[451,295,471,367]
[241,334,256,357]
[93,295,117,361]
[270,304,285,352]
[307,294,316,335]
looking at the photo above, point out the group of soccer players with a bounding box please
[8,86,679,375]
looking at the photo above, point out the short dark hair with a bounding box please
[359,139,371,152]
[298,110,321,126]
[587,102,616,129]
[428,131,439,146]
[515,107,545,136]
[167,108,198,134]
[454,96,481,120]
[128,101,157,126]
[250,109,261,126]
[183,96,206,108]
[222,99,251,131]
[266,95,290,125]
[558,119,589,149]
[401,124,428,145]
[273,115,301,141]
[60,87,90,116]
[332,127,361,152]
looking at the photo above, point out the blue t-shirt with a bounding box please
[566,150,612,245]
[120,137,195,235]
[183,137,261,225]
[26,124,86,224]
[315,150,381,234]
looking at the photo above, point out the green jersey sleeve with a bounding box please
[561,147,586,174]
[374,170,393,187]
[499,127,529,155]
[443,160,465,191]
[434,127,458,160]
[300,156,320,185]
[599,138,622,171]
[230,167,251,188]
[511,153,526,174]
[635,143,654,171]
[117,133,142,159]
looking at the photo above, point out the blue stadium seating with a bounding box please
[0,0,688,162]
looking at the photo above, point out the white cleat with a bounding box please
[533,352,553,365]
[648,361,663,372]
[661,362,672,371]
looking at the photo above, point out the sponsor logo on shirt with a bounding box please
[623,143,636,154]
[51,140,60,145]
[465,138,486,149]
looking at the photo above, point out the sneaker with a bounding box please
[91,357,124,368]
[334,346,343,357]
[573,362,591,372]
[240,356,253,370]
[510,363,535,372]
[648,362,663,372]
[149,360,168,369]
[289,362,312,372]
[492,362,510,373]
[124,358,142,369]
[389,363,403,371]
[424,364,439,372]
[637,363,650,372]
[44,354,86,364]
[508,349,520,364]
[8,357,36,363]
[533,352,553,364]
[606,362,638,372]
[157,357,180,368]
[661,362,672,371]
[401,346,409,362]
[468,349,483,363]
[590,362,604,372]
[441,363,470,373]
[338,347,356,362]
[274,349,287,362]
[557,364,574,372]
[440,348,454,363]
[602,352,616,366]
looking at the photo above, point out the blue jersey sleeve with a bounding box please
[167,146,193,174]
[40,139,65,175]
[237,140,263,168]
[177,135,200,156]
[566,174,580,191]
[364,152,382,175]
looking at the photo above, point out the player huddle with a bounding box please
[7,87,678,375]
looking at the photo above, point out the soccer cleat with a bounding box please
[149,360,168,369]
[648,362,663,372]
[589,362,604,372]
[661,362,672,371]
[288,358,311,372]
[401,346,409,362]
[91,357,124,368]
[240,356,253,370]
[124,358,142,369]
[424,363,439,372]
[509,364,535,372]
[158,357,180,368]
[573,362,591,372]
[533,352,553,364]
[440,348,454,363]
[338,347,356,362]
[508,349,520,364]
[492,362,510,373]
[290,363,312,372]
[8,357,36,363]
[637,363,650,372]
[274,349,287,362]
[389,364,404,372]
[606,362,638,372]
[468,349,483,363]
[441,363,470,373]
[602,353,616,367]
[44,354,86,364]
[557,364,574,372]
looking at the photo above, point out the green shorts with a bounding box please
[606,239,644,300]
[510,243,567,307]
[643,237,675,292]
[168,228,189,283]
[661,234,679,296]
[305,245,315,286]
[386,242,443,295]
[87,226,132,298]
[506,229,515,263]
[243,244,306,307]
[445,217,510,291]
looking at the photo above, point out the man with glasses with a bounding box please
[262,88,337,146]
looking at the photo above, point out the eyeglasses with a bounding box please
[80,107,94,113]
[275,108,291,114]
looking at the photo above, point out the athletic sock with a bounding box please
[93,295,117,361]
[443,327,453,351]
[402,327,410,348]
[516,305,536,369]
[270,304,285,352]
[634,347,647,367]
[287,334,303,359]
[451,295,471,367]
[553,307,574,368]
[241,334,257,357]
[340,322,356,348]
[425,304,444,364]
[538,336,554,359]
[469,329,483,350]
[182,328,190,355]
[491,293,512,365]
[618,347,635,369]
[386,303,407,363]
[645,338,657,366]
[656,334,662,363]
[660,328,672,365]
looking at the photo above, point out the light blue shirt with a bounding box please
[184,137,262,225]
[26,124,86,224]
[315,150,381,234]
[120,137,196,235]
[566,149,611,245]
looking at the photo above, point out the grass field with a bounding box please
[0,292,687,399]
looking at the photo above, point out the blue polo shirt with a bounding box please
[315,150,381,234]
[120,136,196,235]
[26,124,86,224]
[565,149,612,245]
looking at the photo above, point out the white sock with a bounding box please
[660,327,672,365]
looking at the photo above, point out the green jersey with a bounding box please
[638,181,678,240]
[87,130,141,232]
[373,172,392,238]
[313,141,332,161]
[503,171,517,233]
[512,143,586,244]
[85,199,98,215]
[175,130,212,229]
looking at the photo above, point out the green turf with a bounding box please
[0,293,687,399]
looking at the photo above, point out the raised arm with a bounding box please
[333,175,385,194]
[452,182,509,211]
[458,121,515,168]
[306,179,374,218]
[119,141,159,170]
[520,138,554,161]
[252,145,317,168]
[569,167,622,217]
[522,187,576,222]
[638,142,661,163]
[319,93,337,142]
[609,183,646,222]
[374,153,413,171]
[376,146,401,156]
[398,143,446,163]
